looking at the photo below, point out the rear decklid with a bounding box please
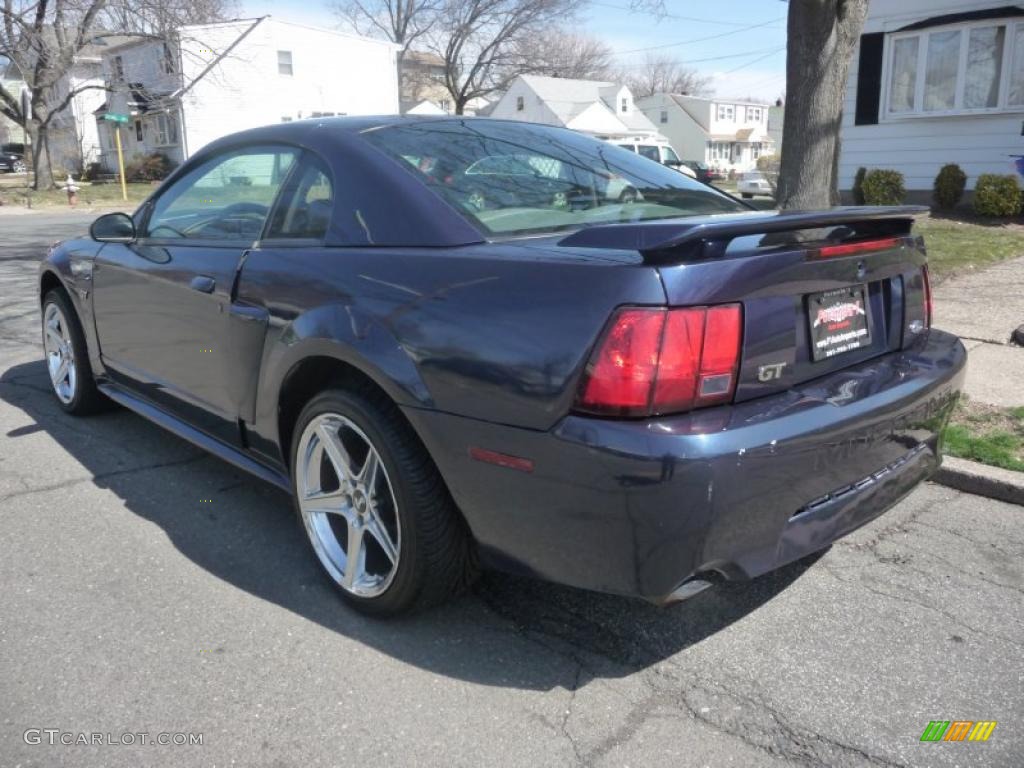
[559,206,931,403]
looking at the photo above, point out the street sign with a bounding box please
[102,113,130,123]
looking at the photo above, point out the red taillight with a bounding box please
[815,237,902,259]
[577,304,743,417]
[922,264,932,328]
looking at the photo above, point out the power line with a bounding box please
[589,1,784,28]
[721,47,785,74]
[612,16,786,55]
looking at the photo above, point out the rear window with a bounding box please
[362,120,743,237]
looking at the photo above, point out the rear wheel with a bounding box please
[41,289,105,415]
[291,387,475,616]
[741,192,754,199]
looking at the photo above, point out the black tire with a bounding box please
[741,192,754,199]
[290,385,477,616]
[41,288,107,415]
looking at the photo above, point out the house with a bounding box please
[2,33,144,173]
[636,94,775,174]
[767,99,784,151]
[840,1,1024,203]
[488,74,662,142]
[94,18,399,171]
[400,50,452,114]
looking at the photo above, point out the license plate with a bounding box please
[808,285,871,362]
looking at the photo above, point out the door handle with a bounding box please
[190,275,216,294]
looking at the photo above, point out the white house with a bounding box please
[2,33,143,173]
[636,94,775,174]
[94,17,399,171]
[489,74,662,142]
[840,1,1024,202]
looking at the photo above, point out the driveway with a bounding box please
[1,213,1022,767]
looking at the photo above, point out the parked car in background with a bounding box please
[40,117,964,616]
[611,138,696,177]
[737,170,774,198]
[680,160,715,184]
[0,147,26,173]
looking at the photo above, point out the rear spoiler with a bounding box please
[557,206,929,260]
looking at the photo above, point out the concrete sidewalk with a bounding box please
[933,255,1024,408]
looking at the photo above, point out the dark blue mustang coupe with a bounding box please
[39,117,965,615]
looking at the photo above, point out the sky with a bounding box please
[242,0,788,100]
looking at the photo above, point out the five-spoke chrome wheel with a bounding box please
[43,302,77,404]
[296,413,401,598]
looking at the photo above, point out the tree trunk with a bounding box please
[27,122,56,191]
[776,0,868,210]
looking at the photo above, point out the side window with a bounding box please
[146,147,297,241]
[638,145,660,162]
[266,156,334,240]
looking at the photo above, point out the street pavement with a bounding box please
[932,255,1024,408]
[1,212,1023,767]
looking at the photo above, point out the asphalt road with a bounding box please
[1,212,1022,768]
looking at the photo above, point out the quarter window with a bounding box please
[146,147,298,241]
[267,156,334,240]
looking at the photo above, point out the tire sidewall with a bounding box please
[42,290,89,414]
[290,389,424,615]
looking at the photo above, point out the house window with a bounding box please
[621,97,628,113]
[886,20,1024,117]
[709,141,731,161]
[439,99,451,112]
[278,50,293,76]
[516,95,524,111]
[746,106,762,122]
[660,110,668,124]
[153,113,178,146]
[112,55,124,82]
[717,104,735,121]
[752,142,761,160]
[134,120,143,142]
[161,43,176,75]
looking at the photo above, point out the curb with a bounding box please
[933,456,1024,507]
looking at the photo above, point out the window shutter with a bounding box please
[855,33,884,126]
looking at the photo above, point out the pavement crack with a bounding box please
[0,453,207,504]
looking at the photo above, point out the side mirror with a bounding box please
[90,212,136,243]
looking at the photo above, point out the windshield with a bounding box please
[362,120,744,237]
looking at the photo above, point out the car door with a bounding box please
[92,144,299,445]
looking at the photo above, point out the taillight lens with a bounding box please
[922,264,932,328]
[814,236,903,259]
[577,304,743,417]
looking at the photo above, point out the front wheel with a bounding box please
[741,192,754,199]
[291,387,476,616]
[41,289,105,415]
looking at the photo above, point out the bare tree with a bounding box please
[0,0,233,189]
[430,0,585,114]
[511,29,614,81]
[1,0,110,189]
[333,0,444,96]
[775,0,868,209]
[621,52,712,98]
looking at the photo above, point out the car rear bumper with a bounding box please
[405,329,966,601]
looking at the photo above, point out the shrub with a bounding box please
[124,152,177,182]
[852,166,867,205]
[861,169,905,206]
[973,174,1022,217]
[756,153,780,194]
[933,164,967,210]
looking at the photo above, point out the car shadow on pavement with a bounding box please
[1,359,818,691]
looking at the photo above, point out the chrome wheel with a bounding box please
[296,414,401,598]
[43,302,76,404]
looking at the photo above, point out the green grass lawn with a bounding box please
[913,216,1024,281]
[0,179,154,209]
[943,398,1024,472]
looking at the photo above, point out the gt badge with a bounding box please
[757,362,786,382]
